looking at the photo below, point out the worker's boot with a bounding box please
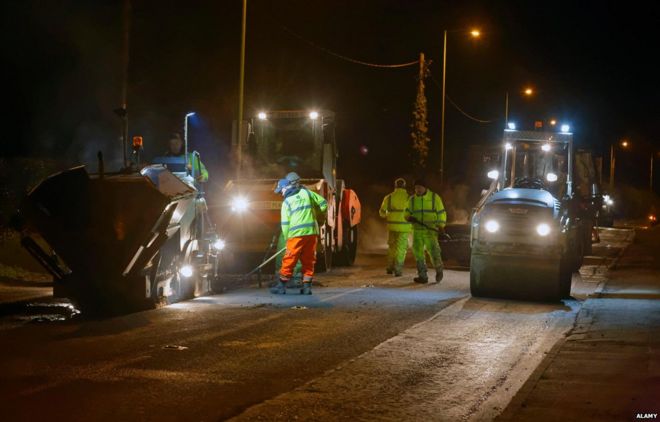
[386,268,393,275]
[435,266,444,283]
[414,261,428,283]
[270,279,287,294]
[301,281,312,295]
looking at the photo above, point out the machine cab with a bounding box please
[496,126,574,200]
[239,110,337,189]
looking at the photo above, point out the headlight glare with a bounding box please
[231,196,249,213]
[485,220,500,233]
[212,239,226,251]
[179,265,193,278]
[536,223,551,236]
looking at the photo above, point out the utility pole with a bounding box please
[116,0,131,169]
[440,30,447,186]
[419,52,426,91]
[609,143,615,191]
[504,91,509,127]
[411,52,430,171]
[236,0,247,179]
[651,152,655,191]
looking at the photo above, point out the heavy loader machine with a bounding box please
[219,110,361,273]
[13,150,221,314]
[469,126,600,301]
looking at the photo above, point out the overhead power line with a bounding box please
[280,25,419,69]
[445,95,494,124]
[429,72,494,124]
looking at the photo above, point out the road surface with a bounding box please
[0,228,636,421]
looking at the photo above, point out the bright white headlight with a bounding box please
[179,265,193,278]
[212,239,226,251]
[536,223,551,236]
[485,220,500,233]
[546,173,558,182]
[231,196,249,213]
[487,170,499,180]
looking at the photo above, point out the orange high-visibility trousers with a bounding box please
[279,235,318,282]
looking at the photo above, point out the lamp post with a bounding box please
[650,152,654,191]
[237,0,247,179]
[184,112,196,169]
[504,87,534,128]
[439,27,481,186]
[609,140,629,191]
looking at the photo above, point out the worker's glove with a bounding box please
[405,216,416,223]
[195,175,206,183]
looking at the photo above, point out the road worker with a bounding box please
[273,175,328,295]
[274,172,304,283]
[405,179,446,283]
[379,178,411,276]
[166,132,208,182]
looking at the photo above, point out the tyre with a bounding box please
[559,255,573,299]
[469,267,485,297]
[571,237,585,272]
[315,223,333,272]
[334,223,358,266]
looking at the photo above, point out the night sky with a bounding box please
[3,0,660,192]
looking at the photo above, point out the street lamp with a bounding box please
[440,27,481,186]
[609,139,630,190]
[184,112,196,168]
[504,86,534,128]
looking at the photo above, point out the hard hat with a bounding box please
[394,178,406,188]
[413,179,427,188]
[274,178,290,194]
[285,172,301,183]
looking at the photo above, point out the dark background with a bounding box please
[2,0,660,198]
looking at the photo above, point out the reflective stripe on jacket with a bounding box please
[281,188,328,239]
[379,188,412,233]
[405,190,447,231]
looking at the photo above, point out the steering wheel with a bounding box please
[514,176,545,190]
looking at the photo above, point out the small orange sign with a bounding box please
[534,121,543,128]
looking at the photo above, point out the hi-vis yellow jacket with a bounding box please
[379,188,412,233]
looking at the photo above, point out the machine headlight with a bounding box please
[231,196,249,213]
[179,265,193,278]
[546,173,558,182]
[536,223,551,236]
[212,239,226,251]
[487,170,499,180]
[485,220,500,233]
